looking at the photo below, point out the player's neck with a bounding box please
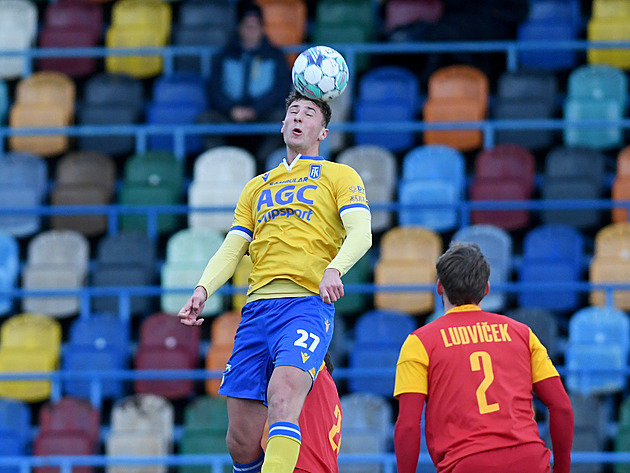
[286,147,319,164]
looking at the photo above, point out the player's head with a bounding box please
[436,242,490,306]
[236,0,264,50]
[285,91,331,128]
[282,91,331,155]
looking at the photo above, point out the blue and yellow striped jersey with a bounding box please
[228,155,370,295]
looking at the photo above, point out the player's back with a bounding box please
[412,305,550,470]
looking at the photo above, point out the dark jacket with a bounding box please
[209,35,292,116]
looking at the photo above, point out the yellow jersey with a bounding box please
[229,155,370,295]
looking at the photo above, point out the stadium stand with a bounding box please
[3,2,630,470]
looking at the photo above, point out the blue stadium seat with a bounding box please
[0,152,48,237]
[566,306,630,395]
[518,224,584,312]
[354,66,419,152]
[0,232,19,315]
[398,145,464,232]
[349,310,417,395]
[63,313,129,399]
[451,225,512,312]
[517,19,578,70]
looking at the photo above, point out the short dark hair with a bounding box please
[285,90,332,128]
[436,242,490,306]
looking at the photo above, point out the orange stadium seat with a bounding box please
[423,65,488,151]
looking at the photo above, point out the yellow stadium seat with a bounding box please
[374,259,437,315]
[379,225,443,262]
[587,17,630,68]
[590,223,630,308]
[0,313,61,402]
[374,226,443,315]
[112,0,171,40]
[105,26,165,79]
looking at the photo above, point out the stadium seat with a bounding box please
[119,151,184,234]
[451,225,512,312]
[333,251,372,317]
[107,394,174,472]
[188,147,256,232]
[37,1,103,77]
[38,397,100,449]
[336,144,398,233]
[21,230,89,318]
[587,12,630,68]
[518,224,584,312]
[348,309,416,395]
[258,0,307,54]
[0,152,47,237]
[105,0,172,79]
[339,392,393,473]
[0,232,19,315]
[590,222,630,309]
[469,144,535,231]
[205,310,240,395]
[423,65,489,151]
[50,151,116,236]
[0,397,31,454]
[161,228,225,315]
[563,64,627,150]
[541,146,606,229]
[613,145,630,222]
[353,66,420,151]
[384,0,443,33]
[0,0,38,79]
[63,313,128,400]
[9,72,76,157]
[0,313,62,402]
[506,307,560,361]
[374,226,442,315]
[91,231,157,315]
[173,0,235,73]
[147,73,208,153]
[493,70,558,149]
[0,78,8,123]
[565,305,629,395]
[134,312,201,399]
[398,144,465,232]
[78,73,144,155]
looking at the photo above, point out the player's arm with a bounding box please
[178,233,249,326]
[320,210,372,303]
[395,392,425,473]
[533,377,574,473]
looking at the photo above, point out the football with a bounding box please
[292,45,349,102]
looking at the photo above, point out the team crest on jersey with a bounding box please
[309,164,322,179]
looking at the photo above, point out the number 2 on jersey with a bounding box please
[469,351,500,414]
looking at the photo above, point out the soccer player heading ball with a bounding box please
[179,87,372,473]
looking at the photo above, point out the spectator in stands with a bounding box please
[394,242,574,473]
[198,0,292,163]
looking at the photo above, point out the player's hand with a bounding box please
[178,286,208,326]
[319,268,343,304]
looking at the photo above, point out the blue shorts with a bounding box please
[217,296,335,402]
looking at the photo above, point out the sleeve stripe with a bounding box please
[339,203,371,217]
[228,226,253,242]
